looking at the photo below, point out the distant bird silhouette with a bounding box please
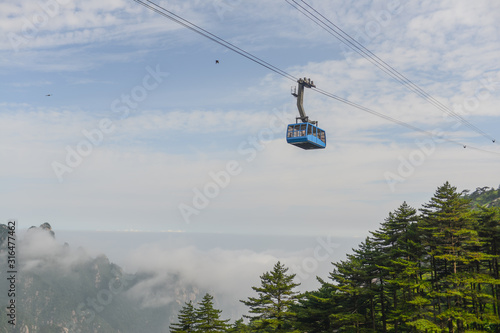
[215,60,219,64]
[46,94,51,96]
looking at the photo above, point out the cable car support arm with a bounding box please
[291,77,317,125]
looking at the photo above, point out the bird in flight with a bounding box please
[46,94,51,96]
[215,60,219,64]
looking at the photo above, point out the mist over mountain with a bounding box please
[0,224,199,333]
[0,222,354,332]
[1,186,498,332]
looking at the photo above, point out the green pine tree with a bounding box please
[419,182,496,332]
[195,293,230,333]
[292,279,337,333]
[474,206,500,329]
[227,318,252,333]
[370,202,426,332]
[326,250,371,332]
[241,261,301,333]
[294,183,500,332]
[170,301,197,333]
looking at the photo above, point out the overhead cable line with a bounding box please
[286,0,496,143]
[131,0,500,156]
[312,86,497,153]
[132,0,297,82]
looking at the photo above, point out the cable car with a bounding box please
[287,77,326,150]
[286,122,326,149]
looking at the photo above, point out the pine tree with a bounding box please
[293,279,337,333]
[328,242,376,332]
[241,261,300,332]
[293,183,500,332]
[170,301,197,333]
[419,182,494,332]
[475,206,500,328]
[195,293,230,333]
[227,318,252,333]
[353,237,386,332]
[370,202,425,332]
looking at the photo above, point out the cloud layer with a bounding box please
[1,0,499,237]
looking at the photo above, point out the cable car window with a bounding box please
[318,130,325,143]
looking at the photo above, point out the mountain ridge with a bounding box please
[464,185,500,208]
[0,223,199,333]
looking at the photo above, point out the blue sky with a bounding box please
[2,0,500,237]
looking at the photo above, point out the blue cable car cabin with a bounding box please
[286,122,326,150]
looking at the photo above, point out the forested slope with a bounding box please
[293,182,500,332]
[191,183,500,333]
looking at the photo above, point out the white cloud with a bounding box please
[123,242,325,317]
[0,86,498,234]
[18,227,91,272]
[1,0,499,239]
